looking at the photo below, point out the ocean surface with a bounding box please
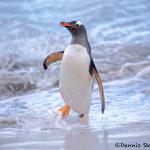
[0,0,150,149]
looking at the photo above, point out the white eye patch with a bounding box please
[76,21,82,25]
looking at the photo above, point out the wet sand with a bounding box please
[0,122,150,150]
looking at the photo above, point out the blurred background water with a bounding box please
[0,0,150,149]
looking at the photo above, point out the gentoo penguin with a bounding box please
[43,21,105,119]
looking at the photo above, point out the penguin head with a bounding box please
[60,21,86,36]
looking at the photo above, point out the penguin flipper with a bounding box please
[43,51,64,69]
[89,58,105,114]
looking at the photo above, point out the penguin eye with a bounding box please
[75,24,80,28]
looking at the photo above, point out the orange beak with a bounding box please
[60,22,75,28]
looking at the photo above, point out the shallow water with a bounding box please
[0,81,150,149]
[0,0,150,149]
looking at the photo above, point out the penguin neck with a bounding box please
[70,33,91,55]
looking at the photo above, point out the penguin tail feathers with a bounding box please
[43,51,64,70]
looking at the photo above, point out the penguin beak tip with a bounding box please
[60,22,64,26]
[60,22,67,27]
[60,22,73,28]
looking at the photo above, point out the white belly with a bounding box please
[59,44,93,115]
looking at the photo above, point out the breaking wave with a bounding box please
[0,0,150,96]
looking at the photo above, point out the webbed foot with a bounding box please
[58,104,70,119]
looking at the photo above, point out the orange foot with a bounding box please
[58,104,70,119]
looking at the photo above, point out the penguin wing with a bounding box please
[43,51,64,69]
[89,58,105,114]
